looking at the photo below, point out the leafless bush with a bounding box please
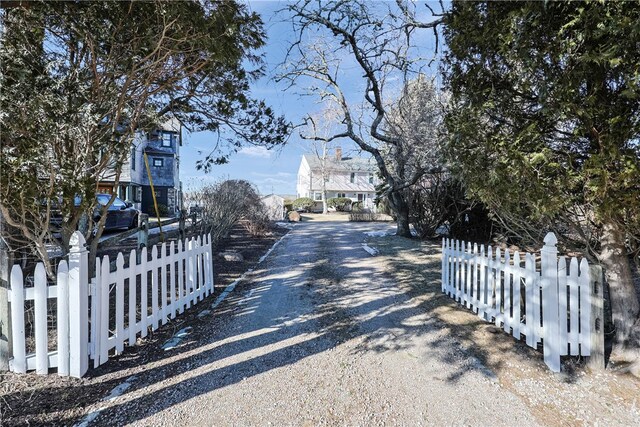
[184,179,269,243]
[244,203,271,237]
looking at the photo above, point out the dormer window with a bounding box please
[350,172,355,183]
[368,173,374,184]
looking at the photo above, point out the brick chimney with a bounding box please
[335,147,342,161]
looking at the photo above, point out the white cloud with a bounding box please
[239,146,271,158]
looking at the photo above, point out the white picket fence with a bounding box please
[8,231,214,377]
[441,232,603,372]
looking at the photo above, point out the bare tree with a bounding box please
[279,0,444,236]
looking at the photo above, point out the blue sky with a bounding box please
[179,1,441,196]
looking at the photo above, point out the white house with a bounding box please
[296,148,379,211]
[261,194,286,220]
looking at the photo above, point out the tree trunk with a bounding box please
[597,219,640,353]
[389,191,411,237]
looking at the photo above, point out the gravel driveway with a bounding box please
[88,221,539,426]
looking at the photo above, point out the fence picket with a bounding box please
[471,243,478,313]
[34,264,48,375]
[512,252,521,339]
[10,265,26,374]
[151,245,159,331]
[187,238,195,307]
[568,257,580,355]
[160,243,168,326]
[558,256,569,356]
[494,247,502,327]
[128,250,137,347]
[177,239,185,313]
[57,260,70,376]
[503,249,511,334]
[541,233,560,372]
[140,247,148,338]
[524,253,535,347]
[579,258,591,355]
[100,255,110,365]
[92,257,102,368]
[115,253,125,354]
[169,241,176,319]
[478,245,487,320]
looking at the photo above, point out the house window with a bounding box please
[161,133,172,147]
[314,192,323,201]
[358,193,365,202]
[153,158,164,167]
[368,173,374,184]
[131,148,136,171]
[337,193,346,198]
[350,172,355,183]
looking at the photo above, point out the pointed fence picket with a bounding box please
[7,231,214,378]
[441,232,604,373]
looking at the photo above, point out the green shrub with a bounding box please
[292,197,314,212]
[351,201,364,212]
[156,203,170,217]
[284,201,294,212]
[327,197,352,212]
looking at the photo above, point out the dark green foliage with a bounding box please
[442,1,640,245]
[292,197,315,212]
[156,204,170,217]
[327,197,352,212]
[0,1,289,272]
[442,0,640,348]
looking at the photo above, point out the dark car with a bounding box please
[95,194,140,230]
[50,194,140,232]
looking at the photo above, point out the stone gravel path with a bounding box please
[89,221,539,426]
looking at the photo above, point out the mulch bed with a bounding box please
[0,221,289,426]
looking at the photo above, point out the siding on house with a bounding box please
[296,151,379,211]
[99,117,182,215]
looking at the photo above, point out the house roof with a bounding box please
[303,154,377,173]
[261,194,285,202]
[325,182,376,192]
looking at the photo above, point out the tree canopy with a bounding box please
[0,0,289,272]
[443,1,640,354]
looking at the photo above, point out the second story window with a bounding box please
[131,148,136,171]
[368,173,374,184]
[350,172,355,183]
[161,133,172,147]
[153,158,164,167]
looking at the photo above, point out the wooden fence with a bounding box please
[441,232,604,372]
[8,231,214,377]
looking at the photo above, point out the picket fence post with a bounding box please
[588,265,605,370]
[541,232,560,372]
[68,231,88,378]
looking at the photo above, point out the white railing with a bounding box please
[8,231,213,377]
[441,232,604,372]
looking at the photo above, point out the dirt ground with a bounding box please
[2,221,639,426]
[0,222,288,426]
[367,234,640,427]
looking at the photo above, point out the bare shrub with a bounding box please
[184,179,268,243]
